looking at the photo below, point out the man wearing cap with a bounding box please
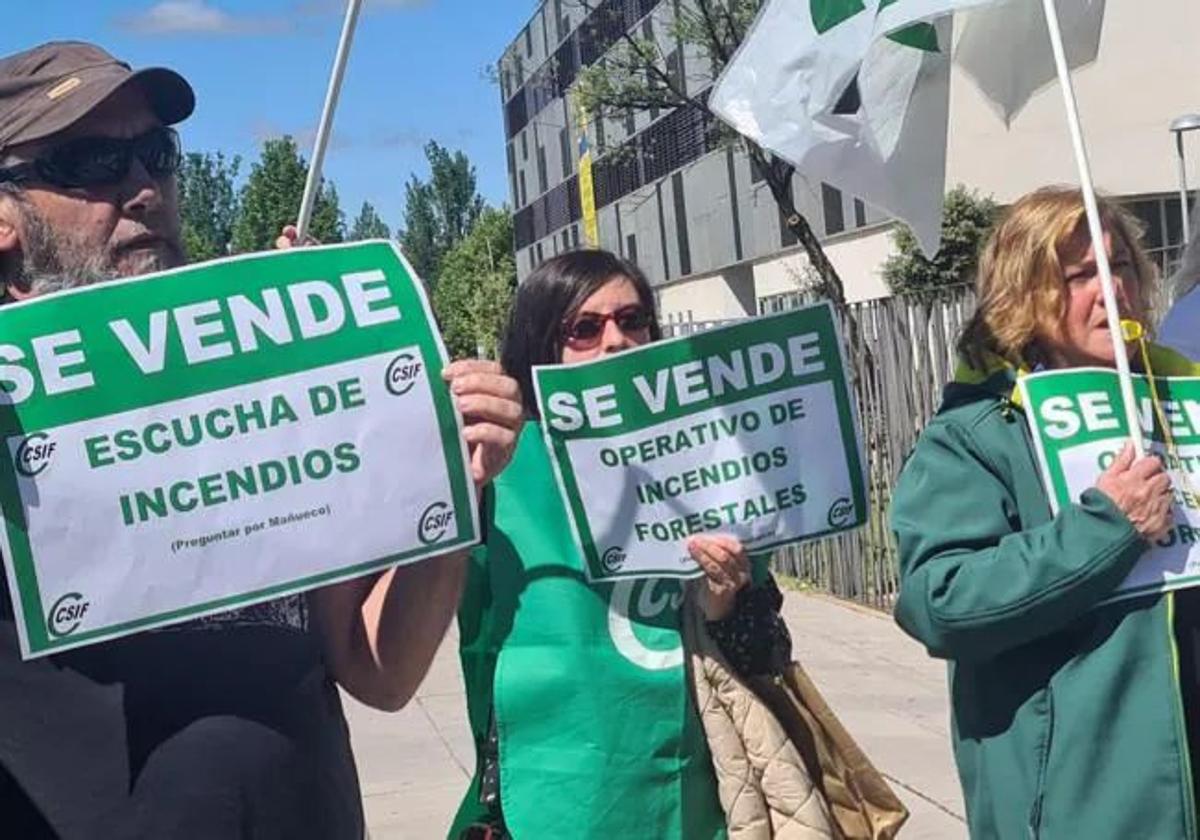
[0,42,521,839]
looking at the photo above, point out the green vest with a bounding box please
[451,423,726,839]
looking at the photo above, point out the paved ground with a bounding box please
[344,589,966,839]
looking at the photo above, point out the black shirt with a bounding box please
[0,582,364,839]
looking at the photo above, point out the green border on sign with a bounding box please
[0,241,477,657]
[1020,367,1200,605]
[533,302,868,581]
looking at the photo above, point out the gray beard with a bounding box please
[6,198,179,298]
[18,207,115,296]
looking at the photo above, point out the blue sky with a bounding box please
[5,0,533,233]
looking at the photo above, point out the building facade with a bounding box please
[499,0,1199,325]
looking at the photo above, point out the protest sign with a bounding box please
[532,303,866,582]
[0,241,477,658]
[1021,368,1200,602]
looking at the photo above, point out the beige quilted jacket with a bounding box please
[683,590,837,840]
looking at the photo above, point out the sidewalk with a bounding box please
[344,590,966,839]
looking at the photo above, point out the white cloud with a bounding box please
[116,1,289,36]
[295,0,431,15]
[250,120,353,154]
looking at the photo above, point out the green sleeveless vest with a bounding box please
[451,423,726,839]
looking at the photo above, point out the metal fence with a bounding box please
[664,285,977,611]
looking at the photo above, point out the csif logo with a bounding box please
[15,432,56,477]
[385,352,423,397]
[827,497,854,528]
[600,546,626,575]
[418,501,454,545]
[47,592,89,638]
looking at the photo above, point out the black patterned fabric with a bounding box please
[706,574,793,677]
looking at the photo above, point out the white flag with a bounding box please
[709,0,1105,256]
[956,0,1106,124]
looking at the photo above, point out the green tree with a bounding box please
[432,208,517,359]
[177,151,240,262]
[231,136,344,252]
[399,141,485,285]
[400,177,440,281]
[571,0,853,309]
[350,201,391,240]
[883,186,999,298]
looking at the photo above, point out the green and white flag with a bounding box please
[710,0,1105,255]
[532,303,866,583]
[1021,368,1200,602]
[0,241,478,658]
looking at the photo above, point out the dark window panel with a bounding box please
[514,205,535,249]
[779,179,798,247]
[672,171,691,276]
[854,197,866,228]
[1125,200,1162,249]
[642,20,659,122]
[822,182,845,236]
[750,157,766,184]
[1165,197,1185,248]
[560,127,573,179]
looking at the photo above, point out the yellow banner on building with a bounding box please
[575,103,600,247]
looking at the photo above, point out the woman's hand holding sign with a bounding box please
[442,359,522,489]
[688,534,752,621]
[1095,441,1174,542]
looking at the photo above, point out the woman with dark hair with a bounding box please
[450,250,792,840]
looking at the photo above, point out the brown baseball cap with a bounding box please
[0,41,194,154]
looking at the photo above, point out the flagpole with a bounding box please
[1041,0,1144,456]
[296,0,364,242]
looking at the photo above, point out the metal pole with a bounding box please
[296,0,364,242]
[1041,0,1144,456]
[1178,131,1191,245]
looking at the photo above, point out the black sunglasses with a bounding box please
[0,126,181,189]
[562,304,654,347]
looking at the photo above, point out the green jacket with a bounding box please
[891,354,1197,839]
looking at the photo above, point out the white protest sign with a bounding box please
[1021,367,1200,602]
[532,303,867,582]
[0,241,477,658]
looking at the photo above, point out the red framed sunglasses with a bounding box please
[561,304,654,347]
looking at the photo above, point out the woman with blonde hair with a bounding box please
[891,186,1196,838]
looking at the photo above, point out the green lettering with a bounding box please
[85,435,114,468]
[197,473,227,506]
[168,481,198,512]
[334,442,361,473]
[143,423,171,455]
